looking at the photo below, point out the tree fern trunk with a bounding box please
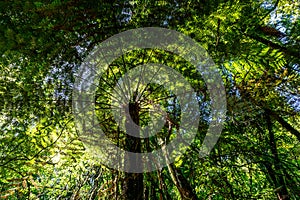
[122,99,143,200]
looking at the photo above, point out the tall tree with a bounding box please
[0,0,299,199]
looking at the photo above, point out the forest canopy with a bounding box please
[0,0,299,199]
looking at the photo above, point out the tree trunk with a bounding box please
[167,163,199,200]
[122,99,143,200]
[265,110,289,200]
[161,120,199,200]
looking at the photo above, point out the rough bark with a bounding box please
[122,100,143,200]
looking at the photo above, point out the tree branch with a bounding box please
[246,33,300,59]
[266,108,300,142]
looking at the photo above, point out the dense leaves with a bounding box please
[0,0,299,199]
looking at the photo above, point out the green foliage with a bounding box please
[0,0,299,199]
